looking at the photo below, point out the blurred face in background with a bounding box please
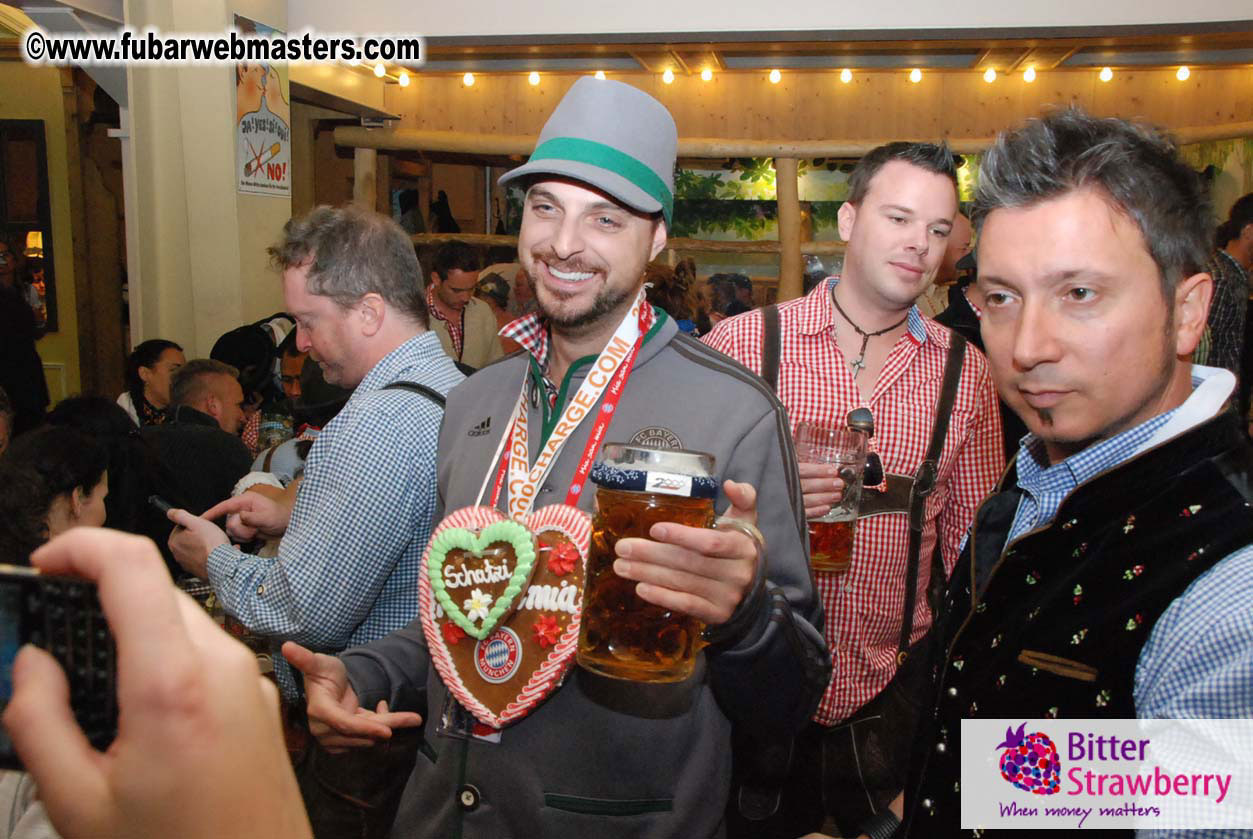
[280,351,305,400]
[208,376,247,435]
[432,268,478,313]
[139,347,186,408]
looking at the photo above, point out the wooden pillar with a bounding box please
[376,152,392,216]
[353,147,377,210]
[775,157,803,302]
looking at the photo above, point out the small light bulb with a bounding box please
[1176,66,1190,81]
[1099,66,1113,82]
[398,71,410,87]
[983,67,997,83]
[769,68,781,84]
[461,72,473,87]
[373,63,386,78]
[528,71,540,86]
[701,67,713,82]
[347,56,359,67]
[1023,66,1036,83]
[909,68,922,84]
[662,68,675,84]
[594,70,606,80]
[839,68,852,84]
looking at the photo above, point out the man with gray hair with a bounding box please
[168,205,464,697]
[903,109,1253,836]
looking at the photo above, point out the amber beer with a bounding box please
[578,445,717,683]
[794,414,872,575]
[808,517,855,574]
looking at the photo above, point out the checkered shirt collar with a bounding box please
[1013,365,1230,495]
[799,276,927,345]
[426,286,455,328]
[500,312,550,369]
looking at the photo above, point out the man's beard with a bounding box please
[528,250,635,335]
[538,283,635,334]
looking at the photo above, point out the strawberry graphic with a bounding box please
[996,722,1061,795]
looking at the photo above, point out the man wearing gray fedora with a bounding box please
[284,78,829,838]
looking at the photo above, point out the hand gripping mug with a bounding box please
[795,409,874,574]
[577,443,719,683]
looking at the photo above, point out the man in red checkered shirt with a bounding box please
[704,142,1004,839]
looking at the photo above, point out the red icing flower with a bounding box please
[441,621,467,646]
[548,542,580,576]
[533,615,562,648]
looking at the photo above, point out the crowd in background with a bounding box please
[1,189,1252,571]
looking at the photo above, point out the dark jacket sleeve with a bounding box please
[340,616,431,718]
[705,406,831,736]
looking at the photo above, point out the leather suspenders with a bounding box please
[758,305,968,663]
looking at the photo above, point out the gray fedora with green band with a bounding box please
[498,78,677,226]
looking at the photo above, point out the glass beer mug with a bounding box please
[795,408,874,574]
[578,444,718,683]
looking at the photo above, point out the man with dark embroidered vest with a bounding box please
[703,142,1004,838]
[902,109,1253,836]
[281,78,829,839]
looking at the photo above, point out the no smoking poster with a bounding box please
[234,15,291,196]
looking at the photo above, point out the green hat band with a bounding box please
[529,136,673,224]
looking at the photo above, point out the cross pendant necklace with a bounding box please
[831,287,908,378]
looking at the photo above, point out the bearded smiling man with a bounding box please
[282,78,829,839]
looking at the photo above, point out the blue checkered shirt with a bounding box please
[1007,411,1177,544]
[206,332,464,696]
[1005,373,1253,838]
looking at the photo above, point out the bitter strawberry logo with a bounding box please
[996,722,1061,795]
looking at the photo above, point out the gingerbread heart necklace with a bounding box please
[422,291,653,728]
[420,505,591,728]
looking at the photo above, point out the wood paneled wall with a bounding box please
[383,67,1253,144]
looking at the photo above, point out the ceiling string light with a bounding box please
[1176,66,1191,81]
[701,67,713,82]
[594,70,606,80]
[528,71,540,86]
[662,68,675,84]
[461,72,473,87]
[1099,66,1113,82]
[909,68,922,83]
[983,67,997,83]
[769,68,782,84]
[1023,66,1036,83]
[840,68,852,83]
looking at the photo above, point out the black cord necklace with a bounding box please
[830,286,908,377]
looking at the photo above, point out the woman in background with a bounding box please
[0,426,108,562]
[116,340,185,427]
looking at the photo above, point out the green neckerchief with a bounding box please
[526,308,669,450]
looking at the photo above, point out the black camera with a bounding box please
[0,564,117,769]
